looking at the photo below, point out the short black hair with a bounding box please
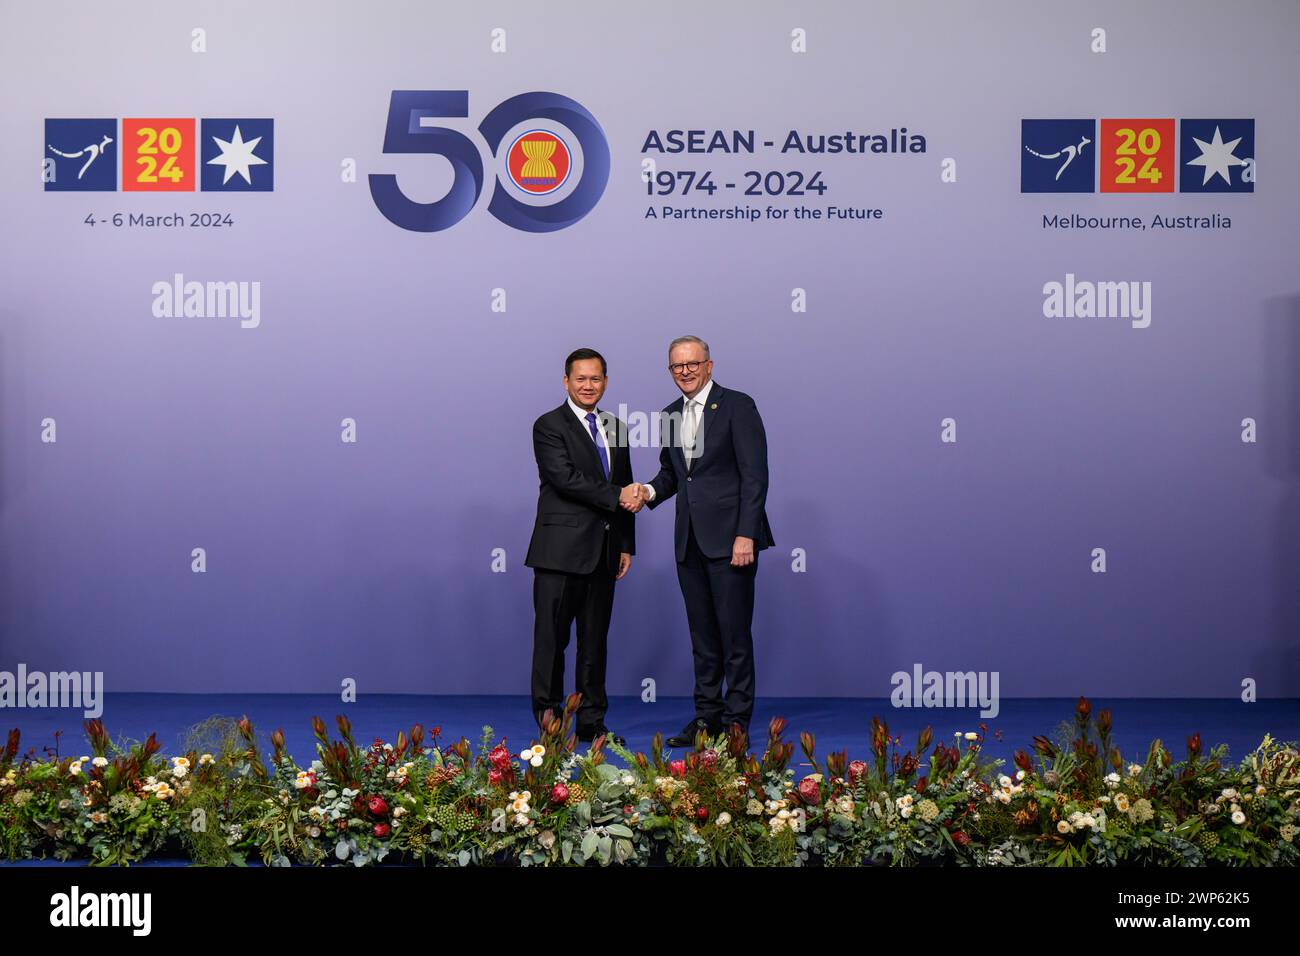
[565,348,607,377]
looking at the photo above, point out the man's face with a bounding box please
[668,343,713,398]
[564,358,607,410]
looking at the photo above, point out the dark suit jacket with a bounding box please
[646,382,774,562]
[525,403,635,575]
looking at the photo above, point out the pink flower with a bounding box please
[367,795,389,817]
[488,745,511,770]
[372,822,391,839]
[847,760,867,786]
[669,759,687,778]
[551,782,570,804]
[700,749,718,769]
[488,769,503,786]
[797,777,821,805]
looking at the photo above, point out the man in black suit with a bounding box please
[526,348,642,745]
[626,336,774,747]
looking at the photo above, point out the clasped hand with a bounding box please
[619,483,648,513]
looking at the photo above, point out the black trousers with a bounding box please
[677,522,757,730]
[531,532,617,733]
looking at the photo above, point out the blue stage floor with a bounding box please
[5,694,1298,768]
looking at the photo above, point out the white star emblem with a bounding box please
[207,125,267,185]
[1185,125,1244,187]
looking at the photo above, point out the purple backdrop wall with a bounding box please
[1,1,1297,697]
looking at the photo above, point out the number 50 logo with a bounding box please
[368,90,610,233]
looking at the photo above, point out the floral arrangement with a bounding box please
[1,697,1296,867]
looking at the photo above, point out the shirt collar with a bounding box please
[567,397,601,423]
[684,378,714,408]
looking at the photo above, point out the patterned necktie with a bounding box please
[585,412,610,479]
[685,400,700,470]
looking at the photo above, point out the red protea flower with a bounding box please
[669,759,687,779]
[551,782,570,804]
[700,749,718,770]
[847,760,868,786]
[372,822,391,839]
[696,806,709,822]
[952,831,971,847]
[796,776,820,805]
[488,745,511,770]
[367,795,389,817]
[488,769,503,786]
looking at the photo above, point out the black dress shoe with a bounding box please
[577,724,625,747]
[666,717,720,749]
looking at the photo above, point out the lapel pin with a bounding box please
[710,403,717,410]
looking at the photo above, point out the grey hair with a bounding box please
[668,335,710,359]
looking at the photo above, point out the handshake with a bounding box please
[619,483,651,513]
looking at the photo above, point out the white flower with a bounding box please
[519,749,532,762]
[199,753,215,766]
[1128,763,1142,777]
[716,812,732,826]
[1104,772,1120,788]
[308,826,321,838]
[92,757,108,768]
[171,764,188,779]
[621,774,635,787]
[1057,820,1073,834]
[998,774,1012,788]
[530,744,546,758]
[964,732,979,741]
[1231,810,1246,825]
[1015,770,1026,782]
[900,804,913,819]
[530,754,543,768]
[1221,788,1239,800]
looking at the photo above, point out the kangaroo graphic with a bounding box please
[1025,135,1092,181]
[48,134,114,180]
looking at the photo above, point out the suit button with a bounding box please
[686,476,692,482]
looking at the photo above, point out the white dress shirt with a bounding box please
[644,379,713,502]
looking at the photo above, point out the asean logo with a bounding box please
[507,129,571,195]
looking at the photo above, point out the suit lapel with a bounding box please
[692,382,723,470]
[560,403,606,478]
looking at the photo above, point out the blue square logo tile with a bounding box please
[1021,119,1095,193]
[44,118,118,191]
[1180,119,1254,192]
[200,118,274,191]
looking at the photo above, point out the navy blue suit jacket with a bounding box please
[646,382,774,561]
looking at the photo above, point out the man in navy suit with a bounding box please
[625,336,774,747]
[526,348,642,745]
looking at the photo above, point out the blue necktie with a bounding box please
[585,412,610,479]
